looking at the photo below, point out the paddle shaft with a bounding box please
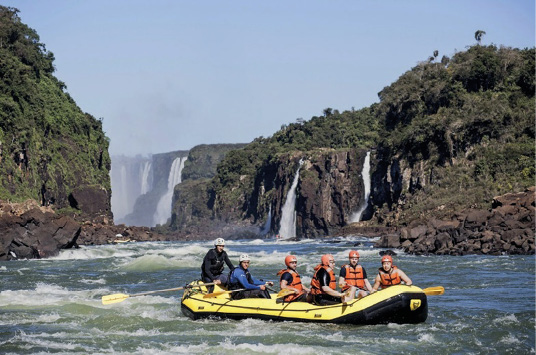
[130,283,216,297]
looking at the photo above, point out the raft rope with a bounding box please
[183,292,356,313]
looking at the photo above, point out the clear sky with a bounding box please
[3,0,535,156]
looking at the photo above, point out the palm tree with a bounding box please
[475,30,486,45]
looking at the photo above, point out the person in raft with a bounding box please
[277,255,312,303]
[201,238,234,292]
[228,254,273,300]
[371,254,412,293]
[310,254,355,305]
[339,250,373,299]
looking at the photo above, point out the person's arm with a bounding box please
[319,269,343,298]
[280,273,298,293]
[338,268,347,288]
[398,269,412,286]
[362,268,372,292]
[236,270,262,290]
[223,251,234,270]
[371,274,381,293]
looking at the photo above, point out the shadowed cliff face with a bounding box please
[170,148,370,239]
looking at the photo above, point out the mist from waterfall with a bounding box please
[110,155,153,223]
[350,151,371,223]
[153,157,187,226]
[278,159,303,239]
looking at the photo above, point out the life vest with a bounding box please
[277,268,304,302]
[341,264,366,290]
[378,265,401,288]
[201,249,226,276]
[310,265,336,295]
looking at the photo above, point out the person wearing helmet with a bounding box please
[201,238,234,291]
[228,253,274,300]
[310,254,354,305]
[277,255,311,303]
[371,254,412,293]
[339,250,372,299]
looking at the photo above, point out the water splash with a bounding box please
[278,159,303,239]
[153,157,187,226]
[350,151,371,223]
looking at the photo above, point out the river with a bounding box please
[1,237,534,354]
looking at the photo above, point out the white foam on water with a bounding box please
[217,337,331,355]
[417,333,437,343]
[0,265,7,271]
[80,278,106,285]
[499,334,523,345]
[493,314,519,325]
[120,254,195,272]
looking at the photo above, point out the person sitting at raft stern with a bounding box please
[201,238,234,292]
[310,254,355,305]
[339,250,373,299]
[228,254,274,300]
[277,255,312,303]
[371,255,412,293]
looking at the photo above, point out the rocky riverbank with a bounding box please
[375,187,535,255]
[0,200,166,260]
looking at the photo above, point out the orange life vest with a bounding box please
[378,265,401,288]
[341,264,366,290]
[278,268,304,302]
[310,265,336,295]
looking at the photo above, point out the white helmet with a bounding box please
[214,238,225,246]
[239,254,250,262]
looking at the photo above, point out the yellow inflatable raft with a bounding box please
[181,282,428,325]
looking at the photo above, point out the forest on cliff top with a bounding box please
[0,6,111,210]
[211,42,534,225]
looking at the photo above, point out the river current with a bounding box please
[1,236,534,354]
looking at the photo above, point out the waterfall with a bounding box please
[278,159,303,240]
[261,207,272,236]
[350,151,371,223]
[140,161,152,195]
[153,157,187,226]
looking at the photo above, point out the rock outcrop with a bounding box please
[0,199,166,260]
[376,187,535,255]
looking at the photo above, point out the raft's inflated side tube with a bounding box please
[181,283,428,325]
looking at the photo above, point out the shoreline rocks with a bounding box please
[375,187,535,255]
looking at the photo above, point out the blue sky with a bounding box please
[3,0,535,156]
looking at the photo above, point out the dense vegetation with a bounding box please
[0,6,110,208]
[209,42,534,225]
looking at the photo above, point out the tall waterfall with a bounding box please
[261,207,272,236]
[350,151,371,223]
[278,160,303,239]
[140,161,152,195]
[153,157,187,226]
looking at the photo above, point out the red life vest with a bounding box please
[278,268,304,302]
[310,265,336,295]
[341,264,366,290]
[378,265,401,288]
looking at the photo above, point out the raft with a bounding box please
[181,282,428,325]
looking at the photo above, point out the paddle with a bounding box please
[102,283,215,305]
[422,286,444,296]
[203,289,245,298]
[277,288,297,298]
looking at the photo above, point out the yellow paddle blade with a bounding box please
[423,286,445,296]
[102,293,130,305]
[203,290,232,298]
[277,288,297,298]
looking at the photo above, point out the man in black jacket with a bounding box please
[201,238,234,291]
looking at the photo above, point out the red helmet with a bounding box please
[285,255,297,267]
[381,255,393,263]
[349,250,360,259]
[321,254,334,266]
